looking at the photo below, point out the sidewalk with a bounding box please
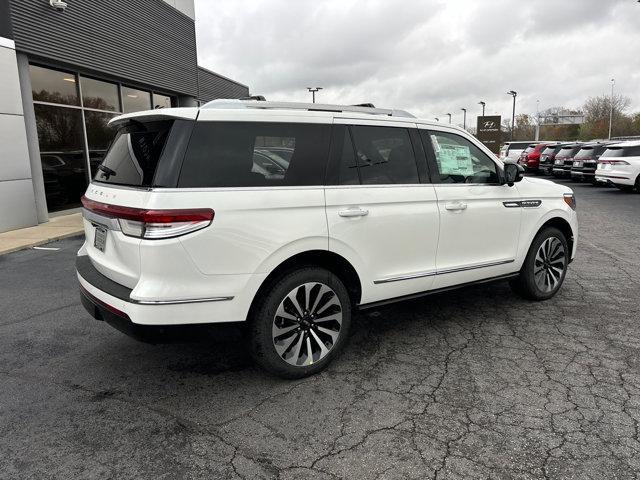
[0,213,84,255]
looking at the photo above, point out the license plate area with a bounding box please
[93,225,108,252]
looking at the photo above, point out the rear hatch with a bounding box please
[81,111,196,288]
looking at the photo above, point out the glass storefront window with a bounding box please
[85,111,118,177]
[153,93,173,109]
[34,104,87,212]
[30,65,79,106]
[80,76,120,112]
[122,86,151,113]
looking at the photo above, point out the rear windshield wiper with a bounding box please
[98,164,117,179]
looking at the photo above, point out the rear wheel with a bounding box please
[249,267,351,378]
[510,227,569,301]
[616,184,634,193]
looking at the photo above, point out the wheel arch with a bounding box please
[537,216,575,260]
[248,250,363,319]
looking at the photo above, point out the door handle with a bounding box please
[338,208,369,218]
[445,202,468,211]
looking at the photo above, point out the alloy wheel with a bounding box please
[272,282,343,367]
[533,237,566,293]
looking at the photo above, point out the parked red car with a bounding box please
[517,143,558,172]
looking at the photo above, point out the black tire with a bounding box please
[616,184,634,193]
[510,227,569,301]
[249,267,351,379]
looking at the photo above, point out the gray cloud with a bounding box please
[195,0,640,124]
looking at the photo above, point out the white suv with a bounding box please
[77,100,578,378]
[595,141,640,192]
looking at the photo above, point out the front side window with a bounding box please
[423,130,499,184]
[349,126,419,184]
[179,122,331,187]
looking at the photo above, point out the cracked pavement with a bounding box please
[1,179,639,479]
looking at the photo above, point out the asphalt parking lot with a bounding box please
[1,179,639,479]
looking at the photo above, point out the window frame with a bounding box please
[420,127,504,186]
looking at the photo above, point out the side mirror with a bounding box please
[503,163,524,186]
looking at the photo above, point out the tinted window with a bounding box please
[557,147,577,157]
[179,122,331,187]
[424,131,499,184]
[574,147,595,159]
[80,76,120,111]
[122,86,151,113]
[602,146,640,158]
[507,142,531,151]
[94,120,174,187]
[350,126,419,184]
[34,104,86,211]
[30,65,79,106]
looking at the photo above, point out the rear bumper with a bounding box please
[594,173,634,186]
[76,254,259,327]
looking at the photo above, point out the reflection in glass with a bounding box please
[30,64,79,106]
[153,93,173,109]
[34,104,87,212]
[122,86,151,113]
[80,76,120,111]
[85,111,117,177]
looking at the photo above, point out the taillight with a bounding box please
[600,160,630,166]
[81,196,214,239]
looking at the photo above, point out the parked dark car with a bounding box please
[552,143,583,178]
[539,143,570,175]
[570,142,613,183]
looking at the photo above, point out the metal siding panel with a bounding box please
[9,0,198,96]
[197,67,249,102]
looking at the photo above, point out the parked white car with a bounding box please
[595,141,640,192]
[77,100,578,378]
[499,141,536,163]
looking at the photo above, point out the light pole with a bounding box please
[535,99,540,141]
[478,101,486,116]
[507,90,517,140]
[461,108,467,130]
[306,87,323,103]
[446,113,452,124]
[608,78,615,140]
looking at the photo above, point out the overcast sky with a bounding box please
[194,0,640,124]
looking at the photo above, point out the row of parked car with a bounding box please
[500,140,640,192]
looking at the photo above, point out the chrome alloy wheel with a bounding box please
[534,237,566,293]
[272,282,343,367]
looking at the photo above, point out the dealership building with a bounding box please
[0,0,249,233]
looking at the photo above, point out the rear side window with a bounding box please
[179,122,331,187]
[94,120,174,187]
[349,126,419,184]
[602,146,640,158]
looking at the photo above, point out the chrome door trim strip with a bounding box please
[374,270,437,284]
[436,259,515,275]
[130,296,234,305]
[373,259,515,284]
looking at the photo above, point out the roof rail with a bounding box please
[201,99,415,118]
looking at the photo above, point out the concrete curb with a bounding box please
[0,212,85,256]
[0,231,85,256]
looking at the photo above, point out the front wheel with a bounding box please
[510,227,569,301]
[249,267,351,378]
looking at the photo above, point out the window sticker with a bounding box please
[436,143,474,176]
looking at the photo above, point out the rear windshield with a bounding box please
[507,142,531,151]
[601,146,640,158]
[94,120,174,187]
[542,146,561,155]
[574,147,595,159]
[178,122,331,188]
[557,146,579,157]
